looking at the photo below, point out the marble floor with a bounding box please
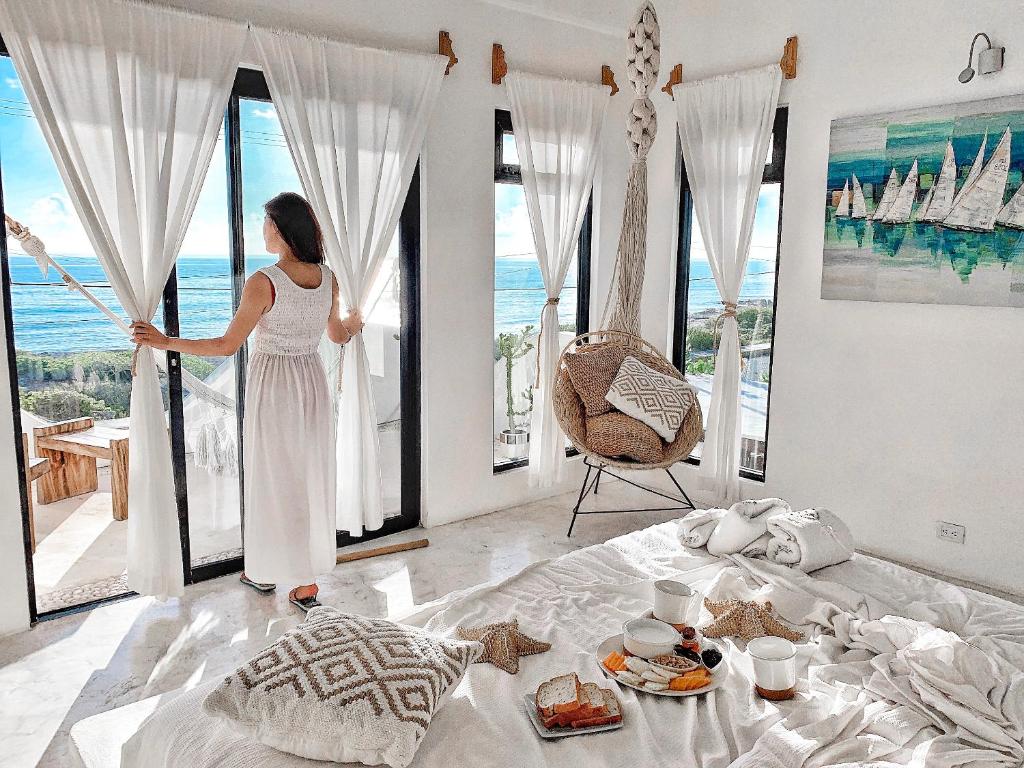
[29,429,403,613]
[0,480,688,768]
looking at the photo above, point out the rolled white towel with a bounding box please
[740,531,773,558]
[766,508,854,572]
[677,508,726,548]
[706,497,792,557]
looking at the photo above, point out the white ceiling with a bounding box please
[474,0,632,36]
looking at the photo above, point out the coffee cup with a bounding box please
[747,636,797,700]
[653,580,700,625]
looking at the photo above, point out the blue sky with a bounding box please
[0,54,778,266]
[0,56,302,259]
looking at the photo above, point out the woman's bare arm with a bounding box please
[326,273,364,344]
[131,272,273,356]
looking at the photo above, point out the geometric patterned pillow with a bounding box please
[202,607,482,768]
[604,356,696,442]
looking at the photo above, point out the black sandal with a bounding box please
[240,573,276,593]
[289,588,322,613]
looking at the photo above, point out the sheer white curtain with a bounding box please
[506,72,609,487]
[253,28,445,536]
[675,64,781,503]
[0,0,246,598]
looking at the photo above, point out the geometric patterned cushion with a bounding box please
[563,343,627,417]
[202,607,483,768]
[586,411,665,463]
[604,356,696,442]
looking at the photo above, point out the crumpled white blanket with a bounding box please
[73,522,1024,768]
[706,498,791,557]
[765,508,854,573]
[728,555,1024,768]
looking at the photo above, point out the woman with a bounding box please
[132,192,363,612]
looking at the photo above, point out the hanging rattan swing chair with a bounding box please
[553,329,703,536]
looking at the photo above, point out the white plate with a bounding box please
[522,693,624,738]
[597,634,727,697]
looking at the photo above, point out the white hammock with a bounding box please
[5,214,235,414]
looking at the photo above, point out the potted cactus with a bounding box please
[495,324,534,459]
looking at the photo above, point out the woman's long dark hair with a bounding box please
[264,192,325,264]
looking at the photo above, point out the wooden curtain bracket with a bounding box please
[661,63,683,98]
[601,65,619,95]
[492,42,508,85]
[780,35,798,79]
[439,30,458,75]
[662,36,796,100]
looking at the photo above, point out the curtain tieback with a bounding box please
[130,343,141,377]
[533,297,561,389]
[711,301,744,366]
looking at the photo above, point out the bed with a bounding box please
[70,520,1024,768]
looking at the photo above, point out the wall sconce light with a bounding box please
[959,32,1004,83]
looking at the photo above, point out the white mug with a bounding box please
[747,636,797,698]
[652,580,699,625]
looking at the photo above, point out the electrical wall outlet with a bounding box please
[937,521,966,544]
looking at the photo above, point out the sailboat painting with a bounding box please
[821,95,1024,307]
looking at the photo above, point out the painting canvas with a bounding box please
[820,95,1024,307]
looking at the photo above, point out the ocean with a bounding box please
[7,253,777,353]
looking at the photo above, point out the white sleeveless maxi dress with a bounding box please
[243,263,336,586]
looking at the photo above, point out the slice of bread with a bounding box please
[580,682,608,717]
[541,682,607,728]
[536,673,583,718]
[570,689,622,728]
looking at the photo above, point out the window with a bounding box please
[671,107,788,480]
[493,110,592,471]
[237,96,408,523]
[1,60,423,621]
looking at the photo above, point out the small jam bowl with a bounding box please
[622,618,679,659]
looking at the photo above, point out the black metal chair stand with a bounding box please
[566,456,697,537]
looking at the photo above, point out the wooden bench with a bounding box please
[23,433,51,553]
[33,417,130,522]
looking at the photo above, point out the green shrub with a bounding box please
[686,357,716,376]
[687,326,716,352]
[181,354,216,380]
[21,386,112,421]
[83,380,132,417]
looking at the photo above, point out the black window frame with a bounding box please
[671,106,788,483]
[0,56,423,623]
[492,109,591,474]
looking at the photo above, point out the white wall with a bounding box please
[640,0,1024,595]
[0,0,631,634]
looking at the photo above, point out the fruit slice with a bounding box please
[669,670,711,691]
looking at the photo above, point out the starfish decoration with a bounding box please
[701,598,803,643]
[456,618,551,674]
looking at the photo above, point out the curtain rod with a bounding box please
[491,42,618,95]
[127,1,457,74]
[662,36,798,99]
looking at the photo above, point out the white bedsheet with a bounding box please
[71,521,1024,768]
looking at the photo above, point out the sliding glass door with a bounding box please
[1,62,422,620]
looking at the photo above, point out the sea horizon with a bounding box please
[7,252,777,354]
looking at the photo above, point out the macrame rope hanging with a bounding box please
[602,0,659,336]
